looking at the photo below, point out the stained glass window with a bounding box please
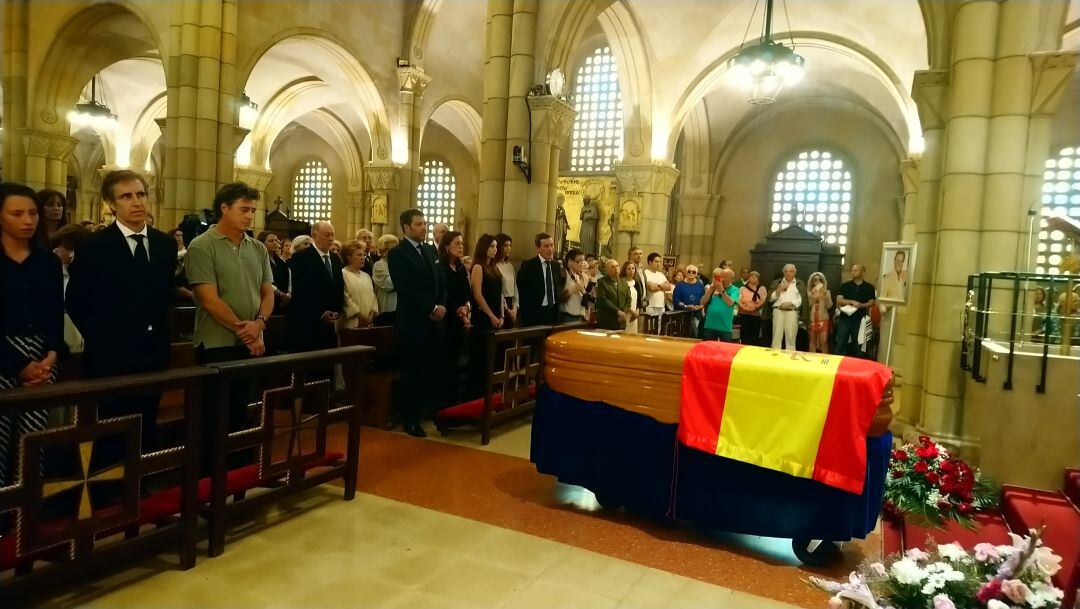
[770,149,854,256]
[569,46,624,173]
[417,159,456,243]
[292,160,333,223]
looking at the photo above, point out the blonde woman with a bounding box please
[807,271,833,353]
[621,260,641,334]
[341,240,378,328]
[372,233,399,325]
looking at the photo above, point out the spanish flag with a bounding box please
[677,341,892,494]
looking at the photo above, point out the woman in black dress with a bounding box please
[469,233,505,397]
[258,231,291,314]
[439,231,471,407]
[0,182,64,488]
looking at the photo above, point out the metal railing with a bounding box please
[961,271,1079,393]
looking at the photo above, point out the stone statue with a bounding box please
[555,201,570,256]
[603,208,617,258]
[273,196,284,213]
[578,196,599,257]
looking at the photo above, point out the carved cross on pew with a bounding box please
[490,344,539,406]
[260,380,330,478]
[42,441,124,521]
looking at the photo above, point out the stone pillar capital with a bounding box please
[234,166,274,191]
[18,128,77,161]
[613,162,681,196]
[397,66,432,98]
[1030,50,1080,116]
[911,69,950,131]
[365,163,404,191]
[526,95,576,147]
[900,157,921,196]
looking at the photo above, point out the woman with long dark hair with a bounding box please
[494,233,518,326]
[469,233,505,396]
[440,231,471,406]
[258,231,291,313]
[0,182,64,487]
[35,189,68,247]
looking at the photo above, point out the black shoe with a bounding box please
[406,425,427,438]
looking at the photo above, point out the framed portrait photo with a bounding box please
[878,242,917,306]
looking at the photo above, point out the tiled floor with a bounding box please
[39,491,797,609]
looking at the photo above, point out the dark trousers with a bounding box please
[834,315,865,357]
[373,311,396,326]
[703,328,734,342]
[520,304,558,328]
[197,345,255,474]
[737,314,763,346]
[444,321,466,408]
[396,323,445,428]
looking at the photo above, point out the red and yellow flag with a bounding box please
[677,341,891,494]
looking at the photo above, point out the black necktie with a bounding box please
[131,234,149,267]
[544,260,555,306]
[323,254,333,277]
[416,243,425,261]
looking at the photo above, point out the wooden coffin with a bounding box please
[544,330,894,436]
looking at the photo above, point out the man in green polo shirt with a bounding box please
[186,182,275,363]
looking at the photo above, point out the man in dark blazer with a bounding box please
[517,233,565,327]
[386,209,446,437]
[67,170,177,454]
[286,220,344,355]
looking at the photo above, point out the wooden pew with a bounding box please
[339,326,399,429]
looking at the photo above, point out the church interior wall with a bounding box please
[712,104,903,282]
[265,126,350,236]
[420,121,480,247]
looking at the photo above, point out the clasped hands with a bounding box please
[233,319,267,356]
[19,351,57,386]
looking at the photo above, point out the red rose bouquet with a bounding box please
[883,435,998,528]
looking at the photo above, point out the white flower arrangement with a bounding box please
[810,527,1066,609]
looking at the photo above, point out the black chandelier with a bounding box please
[729,0,805,104]
[68,75,118,130]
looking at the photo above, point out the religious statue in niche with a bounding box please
[272,195,284,214]
[618,199,641,233]
[578,196,600,257]
[555,198,570,257]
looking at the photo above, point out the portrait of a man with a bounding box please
[878,242,916,306]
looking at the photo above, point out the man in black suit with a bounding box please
[517,233,564,327]
[386,209,446,437]
[67,170,177,454]
[286,220,344,356]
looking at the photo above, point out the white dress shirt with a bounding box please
[497,260,519,307]
[116,220,150,260]
[772,279,802,310]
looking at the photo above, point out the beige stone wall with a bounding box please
[712,105,904,280]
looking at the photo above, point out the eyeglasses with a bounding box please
[686,270,698,274]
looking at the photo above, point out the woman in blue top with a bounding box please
[672,264,706,336]
[700,267,740,342]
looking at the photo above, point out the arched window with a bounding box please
[569,46,624,173]
[416,159,456,242]
[770,149,854,256]
[1037,146,1080,274]
[292,160,333,224]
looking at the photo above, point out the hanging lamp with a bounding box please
[68,75,118,130]
[729,0,805,104]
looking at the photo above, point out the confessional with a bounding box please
[748,225,843,288]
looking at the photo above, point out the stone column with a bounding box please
[613,163,681,258]
[234,166,274,230]
[500,0,538,239]
[904,69,948,441]
[673,193,720,268]
[344,190,365,240]
[365,164,402,238]
[1,0,29,182]
[497,94,573,248]
[18,128,77,192]
[75,167,103,224]
[397,65,432,199]
[889,157,920,430]
[163,0,230,232]
[477,0,514,236]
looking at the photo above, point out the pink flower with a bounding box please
[906,547,929,562]
[1032,546,1062,576]
[976,578,1003,603]
[932,594,956,609]
[1001,579,1032,604]
[974,543,1001,562]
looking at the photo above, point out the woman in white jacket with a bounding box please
[341,240,378,328]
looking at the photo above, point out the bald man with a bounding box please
[356,228,376,275]
[286,220,345,356]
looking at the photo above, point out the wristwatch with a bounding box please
[255,315,268,327]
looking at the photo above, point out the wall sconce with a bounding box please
[512,145,531,183]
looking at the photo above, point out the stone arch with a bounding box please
[407,0,445,67]
[32,2,164,132]
[297,109,366,193]
[595,1,653,161]
[917,0,953,70]
[420,98,483,164]
[540,0,618,79]
[129,92,167,173]
[238,30,393,163]
[666,32,920,164]
[677,101,711,193]
[248,77,335,169]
